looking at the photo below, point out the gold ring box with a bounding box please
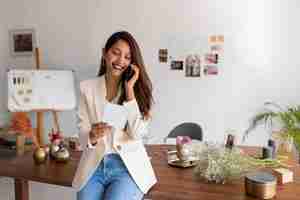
[245,172,277,199]
[167,150,198,168]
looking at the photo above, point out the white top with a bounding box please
[87,91,128,155]
[102,99,127,155]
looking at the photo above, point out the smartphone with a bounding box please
[123,65,135,81]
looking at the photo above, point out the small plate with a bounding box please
[167,150,198,168]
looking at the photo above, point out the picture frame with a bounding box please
[170,60,183,70]
[9,28,36,57]
[158,49,168,63]
[185,54,201,77]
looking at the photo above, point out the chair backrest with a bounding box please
[165,122,203,142]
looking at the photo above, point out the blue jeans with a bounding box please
[77,153,143,200]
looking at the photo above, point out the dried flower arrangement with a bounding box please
[192,143,289,184]
[193,144,251,184]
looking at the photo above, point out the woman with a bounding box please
[73,31,157,200]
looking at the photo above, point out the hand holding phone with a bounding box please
[123,65,135,81]
[123,64,139,101]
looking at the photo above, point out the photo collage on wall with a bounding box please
[158,35,224,78]
[203,35,224,76]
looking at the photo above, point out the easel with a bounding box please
[34,48,61,146]
[35,47,44,146]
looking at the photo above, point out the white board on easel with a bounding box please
[7,69,76,112]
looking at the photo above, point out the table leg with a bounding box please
[14,178,29,200]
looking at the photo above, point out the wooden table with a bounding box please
[0,147,78,200]
[145,145,300,200]
[0,145,300,200]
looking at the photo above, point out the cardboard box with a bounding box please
[272,168,293,185]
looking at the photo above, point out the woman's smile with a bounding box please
[112,63,126,71]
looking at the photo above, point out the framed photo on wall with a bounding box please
[170,60,183,70]
[9,28,36,57]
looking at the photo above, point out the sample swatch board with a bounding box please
[7,69,76,111]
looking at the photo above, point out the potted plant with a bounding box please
[9,112,39,154]
[244,102,300,153]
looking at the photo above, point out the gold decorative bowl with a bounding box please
[54,147,70,162]
[33,147,47,164]
[49,143,60,159]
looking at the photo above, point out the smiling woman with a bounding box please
[98,31,153,117]
[74,31,156,200]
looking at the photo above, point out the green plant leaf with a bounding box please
[243,102,300,145]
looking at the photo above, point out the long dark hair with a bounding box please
[98,31,153,118]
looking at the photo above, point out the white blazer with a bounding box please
[72,77,157,194]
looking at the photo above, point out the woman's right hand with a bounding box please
[89,122,112,145]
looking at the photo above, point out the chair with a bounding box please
[164,122,203,143]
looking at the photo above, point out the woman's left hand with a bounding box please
[125,64,139,101]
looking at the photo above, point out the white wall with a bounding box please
[2,0,300,146]
[1,0,300,199]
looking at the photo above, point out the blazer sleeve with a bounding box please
[123,99,151,140]
[77,84,94,149]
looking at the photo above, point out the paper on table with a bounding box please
[102,101,128,130]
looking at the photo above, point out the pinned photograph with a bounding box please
[211,45,223,54]
[170,60,184,70]
[204,65,218,75]
[185,54,201,77]
[158,49,168,63]
[209,35,224,44]
[217,35,224,43]
[9,28,36,57]
[205,53,218,64]
[208,35,217,44]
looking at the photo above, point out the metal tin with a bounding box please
[245,172,277,199]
